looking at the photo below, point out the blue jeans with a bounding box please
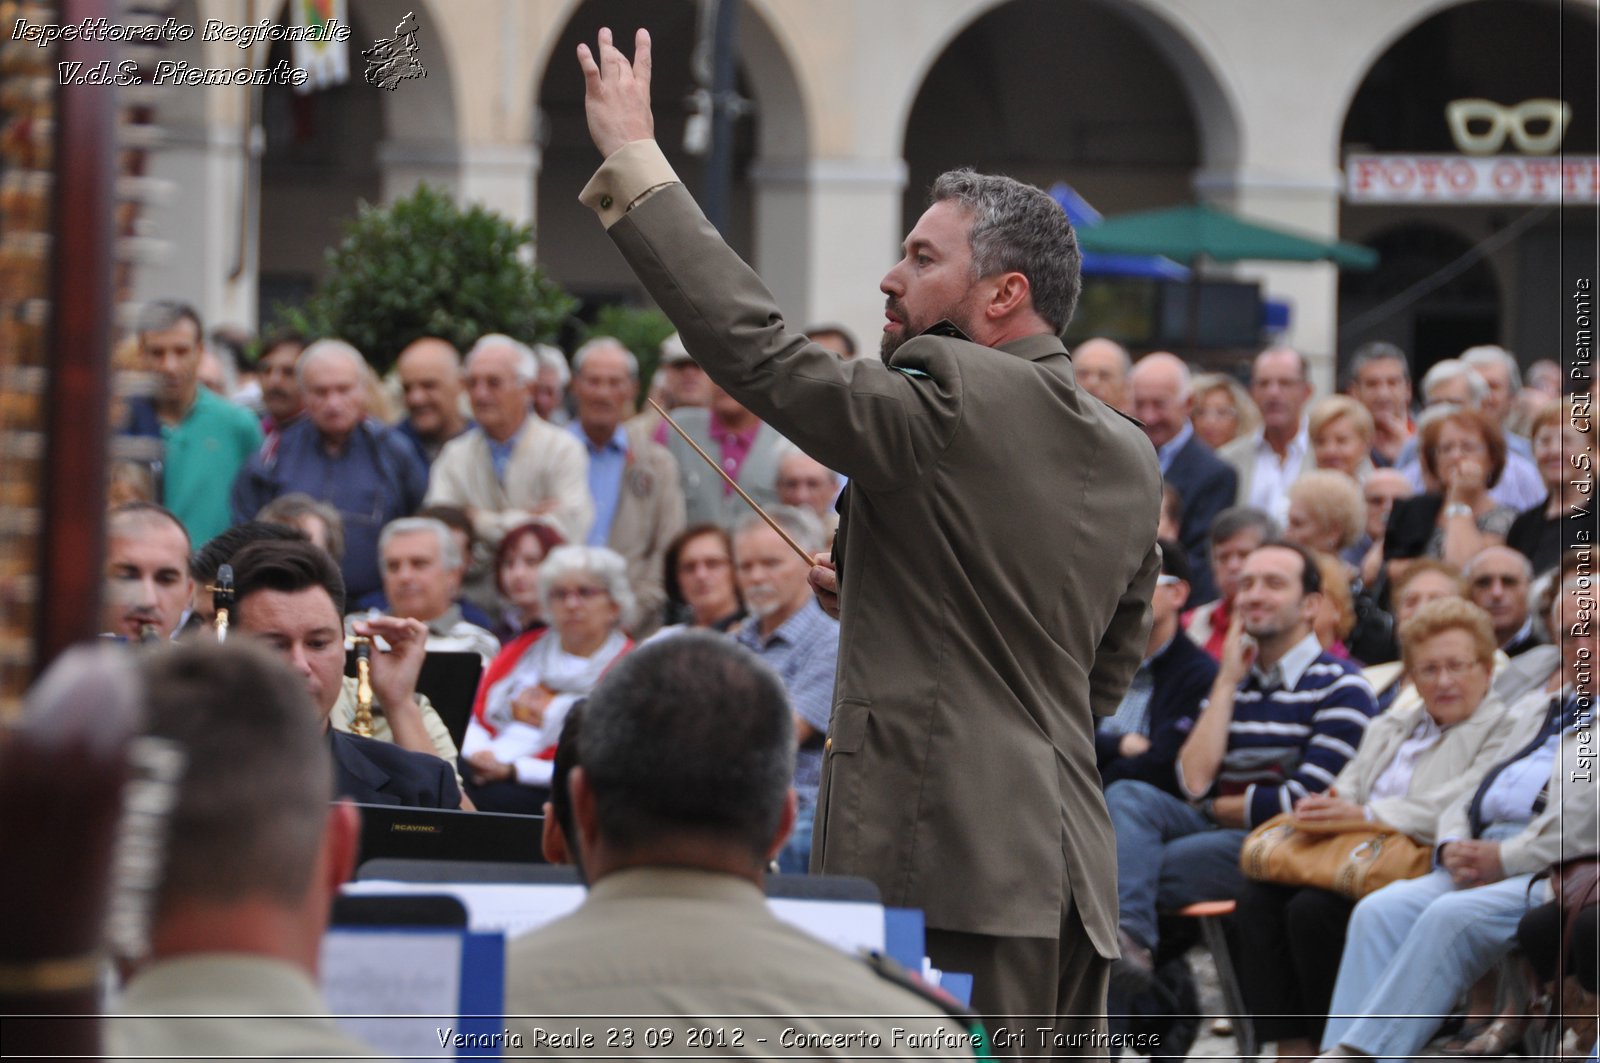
[1105,779,1249,951]
[778,789,815,874]
[1322,867,1542,1061]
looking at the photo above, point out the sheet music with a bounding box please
[322,930,462,1056]
[342,880,587,938]
[768,897,885,955]
[342,881,886,954]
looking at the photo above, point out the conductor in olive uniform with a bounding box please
[575,30,1161,1047]
[502,633,978,1056]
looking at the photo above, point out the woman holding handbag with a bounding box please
[1317,559,1599,1063]
[1234,598,1517,1061]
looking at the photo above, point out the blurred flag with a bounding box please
[293,0,349,94]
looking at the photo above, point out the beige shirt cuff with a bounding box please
[579,140,680,229]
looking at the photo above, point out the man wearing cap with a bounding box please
[1095,539,1218,794]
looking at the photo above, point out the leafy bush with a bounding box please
[281,184,578,372]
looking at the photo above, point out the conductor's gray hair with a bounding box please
[930,169,1082,335]
[734,505,826,557]
[572,337,639,380]
[468,334,539,384]
[1421,359,1488,407]
[139,641,332,915]
[537,544,636,625]
[379,516,461,571]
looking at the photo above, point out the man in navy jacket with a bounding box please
[1131,353,1237,604]
[1096,540,1218,795]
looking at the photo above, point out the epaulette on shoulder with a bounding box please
[1110,405,1147,431]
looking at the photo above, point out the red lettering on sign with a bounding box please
[1491,161,1522,194]
[1446,161,1476,193]
[1351,158,1382,194]
[1385,162,1415,191]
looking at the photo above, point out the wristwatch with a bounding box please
[1443,503,1473,519]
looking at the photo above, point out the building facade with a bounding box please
[134,0,1597,392]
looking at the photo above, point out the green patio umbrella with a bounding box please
[1076,203,1378,270]
[1075,202,1377,351]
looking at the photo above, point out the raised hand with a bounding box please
[576,27,656,158]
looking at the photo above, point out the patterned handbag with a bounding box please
[1239,811,1432,899]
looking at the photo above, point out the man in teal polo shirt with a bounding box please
[126,302,262,545]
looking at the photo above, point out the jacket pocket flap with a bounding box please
[829,698,870,753]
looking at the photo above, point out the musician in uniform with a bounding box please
[504,633,980,1056]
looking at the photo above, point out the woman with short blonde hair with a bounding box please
[1397,595,1497,672]
[1236,596,1514,1059]
[1286,471,1366,555]
[1190,372,1262,451]
[1309,396,1376,481]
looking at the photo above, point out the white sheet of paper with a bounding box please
[768,897,886,955]
[341,881,885,956]
[341,880,587,938]
[321,930,462,1057]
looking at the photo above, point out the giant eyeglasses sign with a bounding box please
[1344,97,1597,205]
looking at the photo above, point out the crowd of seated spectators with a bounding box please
[101,303,1596,1058]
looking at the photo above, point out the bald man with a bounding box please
[396,337,470,465]
[1072,338,1132,413]
[1130,353,1236,603]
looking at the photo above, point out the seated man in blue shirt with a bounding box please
[566,337,684,636]
[1095,538,1218,795]
[1107,540,1377,990]
[730,506,838,873]
[231,340,429,602]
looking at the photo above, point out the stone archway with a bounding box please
[531,0,810,321]
[257,1,458,323]
[1336,0,1598,370]
[901,0,1240,235]
[1339,222,1504,374]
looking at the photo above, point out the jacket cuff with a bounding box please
[579,140,680,229]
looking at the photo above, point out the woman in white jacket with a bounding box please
[1319,563,1598,1063]
[1235,598,1518,1058]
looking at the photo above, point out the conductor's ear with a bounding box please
[985,271,1032,321]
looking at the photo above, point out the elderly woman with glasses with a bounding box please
[1317,562,1597,1063]
[1383,408,1516,573]
[1234,598,1517,1061]
[459,545,634,813]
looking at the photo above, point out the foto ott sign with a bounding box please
[1344,97,1597,205]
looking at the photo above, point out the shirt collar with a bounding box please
[1503,616,1535,650]
[1252,423,1309,459]
[487,417,527,448]
[1143,632,1177,667]
[1252,632,1324,690]
[736,597,820,649]
[708,410,760,446]
[1156,421,1194,472]
[424,603,464,637]
[568,420,628,455]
